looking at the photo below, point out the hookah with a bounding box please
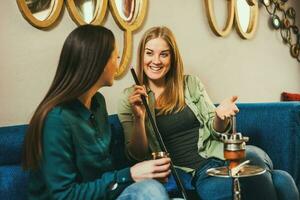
[207,116,266,200]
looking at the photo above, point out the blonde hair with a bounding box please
[137,26,185,115]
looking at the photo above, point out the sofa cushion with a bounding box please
[109,114,131,168]
[0,165,28,200]
[281,92,300,101]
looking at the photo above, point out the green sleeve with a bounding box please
[42,112,133,200]
[191,75,232,138]
[117,87,141,161]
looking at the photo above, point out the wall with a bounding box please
[1,0,299,126]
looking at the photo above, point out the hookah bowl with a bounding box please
[222,132,248,170]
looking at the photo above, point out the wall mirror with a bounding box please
[74,0,98,23]
[204,0,258,39]
[204,0,234,37]
[66,0,108,25]
[17,0,148,79]
[235,0,258,39]
[236,0,251,32]
[109,0,148,78]
[115,0,138,23]
[17,0,64,28]
[26,0,53,20]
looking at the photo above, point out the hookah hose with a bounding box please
[130,68,189,200]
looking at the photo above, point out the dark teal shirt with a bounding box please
[28,92,133,200]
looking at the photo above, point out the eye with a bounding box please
[160,52,169,58]
[145,51,153,56]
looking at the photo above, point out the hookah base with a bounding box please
[206,165,266,178]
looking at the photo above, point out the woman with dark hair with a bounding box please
[118,26,299,200]
[22,25,170,200]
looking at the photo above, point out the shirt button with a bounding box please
[122,177,126,182]
[109,182,118,190]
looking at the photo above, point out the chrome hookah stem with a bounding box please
[233,177,241,200]
[232,116,241,200]
[232,116,237,134]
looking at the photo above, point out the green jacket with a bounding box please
[118,75,230,172]
[28,93,133,200]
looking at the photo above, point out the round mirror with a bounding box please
[235,0,258,39]
[109,0,148,79]
[66,0,108,25]
[109,0,147,31]
[236,0,250,33]
[204,0,235,37]
[17,0,64,28]
[74,0,98,23]
[25,0,54,21]
[115,0,138,23]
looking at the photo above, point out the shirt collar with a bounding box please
[67,93,100,121]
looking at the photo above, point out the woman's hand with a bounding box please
[128,85,148,120]
[214,96,239,132]
[130,158,171,182]
[216,96,239,120]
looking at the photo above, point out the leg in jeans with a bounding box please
[272,170,299,200]
[245,145,299,200]
[116,179,169,200]
[240,145,278,200]
[193,158,233,200]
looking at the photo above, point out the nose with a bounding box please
[152,54,161,65]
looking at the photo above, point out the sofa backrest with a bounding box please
[0,125,28,200]
[236,102,300,191]
[1,102,300,198]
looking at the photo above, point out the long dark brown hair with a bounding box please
[22,25,115,170]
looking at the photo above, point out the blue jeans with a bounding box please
[116,179,169,200]
[192,145,299,200]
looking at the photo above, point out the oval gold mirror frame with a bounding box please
[204,0,258,39]
[16,0,64,29]
[66,0,108,25]
[109,0,148,79]
[235,0,258,39]
[204,0,235,37]
[109,0,147,31]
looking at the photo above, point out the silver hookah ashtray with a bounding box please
[207,160,266,178]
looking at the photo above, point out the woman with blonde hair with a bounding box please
[118,26,299,200]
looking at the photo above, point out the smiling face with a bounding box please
[143,37,171,84]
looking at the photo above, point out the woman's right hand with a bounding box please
[128,85,148,120]
[130,158,171,182]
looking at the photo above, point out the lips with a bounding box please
[149,65,163,72]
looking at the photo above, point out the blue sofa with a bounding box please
[1,102,300,199]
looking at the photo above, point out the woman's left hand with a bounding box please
[215,96,239,120]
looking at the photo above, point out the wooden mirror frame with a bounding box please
[235,0,259,39]
[204,0,258,39]
[16,0,64,29]
[65,0,108,25]
[109,0,148,79]
[204,0,235,37]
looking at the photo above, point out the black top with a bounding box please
[155,106,205,169]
